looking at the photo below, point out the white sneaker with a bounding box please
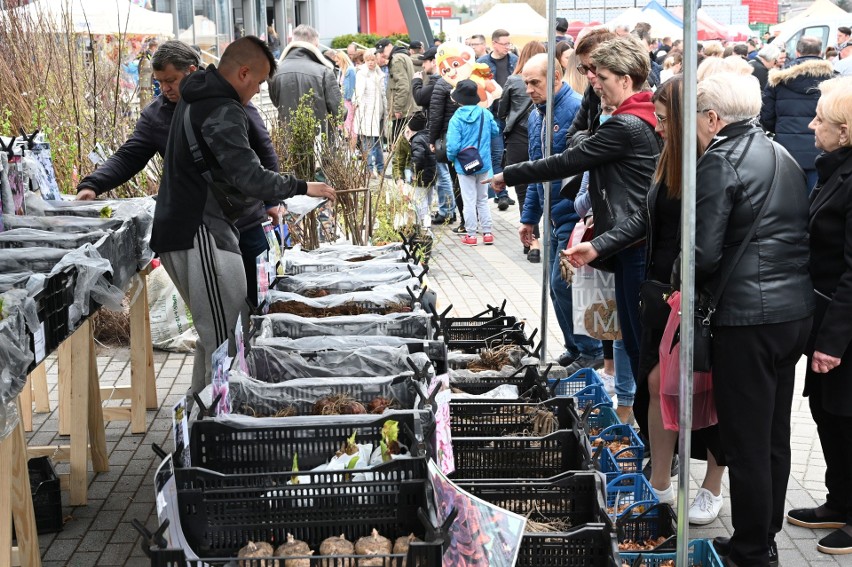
[598,371,616,397]
[689,487,723,525]
[652,484,676,506]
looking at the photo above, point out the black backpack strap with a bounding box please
[182,104,214,185]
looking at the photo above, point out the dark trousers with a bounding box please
[239,223,270,309]
[447,162,464,218]
[808,377,852,524]
[505,129,539,238]
[713,317,811,566]
[612,246,645,380]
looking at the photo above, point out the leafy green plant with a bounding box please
[331,33,411,49]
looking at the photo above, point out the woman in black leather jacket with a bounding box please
[688,73,813,567]
[491,36,662,419]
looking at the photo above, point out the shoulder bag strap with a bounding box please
[704,142,782,318]
[182,104,214,185]
[477,111,485,142]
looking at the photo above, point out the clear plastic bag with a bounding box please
[569,220,621,340]
[2,214,124,233]
[659,291,718,431]
[254,311,434,340]
[0,290,38,412]
[294,242,404,259]
[274,263,424,294]
[267,282,417,313]
[282,249,408,275]
[0,227,108,249]
[49,244,124,325]
[248,344,433,381]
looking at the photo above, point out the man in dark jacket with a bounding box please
[518,54,602,369]
[760,36,835,192]
[268,24,341,124]
[152,37,334,394]
[413,47,455,223]
[76,40,278,308]
[749,43,781,90]
[429,77,464,232]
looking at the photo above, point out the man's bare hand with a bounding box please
[518,224,535,247]
[430,144,436,153]
[306,182,336,202]
[76,188,96,201]
[486,172,506,191]
[266,204,283,225]
[811,351,841,374]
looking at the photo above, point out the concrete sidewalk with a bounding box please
[28,200,849,565]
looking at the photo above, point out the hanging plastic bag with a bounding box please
[569,220,621,340]
[658,291,718,431]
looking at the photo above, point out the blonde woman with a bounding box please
[354,52,387,175]
[563,49,589,95]
[336,50,357,143]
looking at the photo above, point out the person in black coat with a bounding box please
[428,77,464,231]
[687,72,814,567]
[760,37,835,193]
[786,76,852,556]
[749,43,781,90]
[409,111,438,228]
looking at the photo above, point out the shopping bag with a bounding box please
[659,291,718,431]
[570,220,621,340]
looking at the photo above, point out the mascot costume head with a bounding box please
[435,42,502,107]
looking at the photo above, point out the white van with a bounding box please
[772,17,852,55]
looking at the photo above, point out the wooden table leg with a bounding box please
[31,362,50,414]
[87,324,108,474]
[129,272,155,433]
[0,423,11,567]
[57,341,71,437]
[9,399,40,567]
[19,377,32,433]
[69,321,90,506]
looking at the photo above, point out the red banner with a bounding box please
[425,6,453,18]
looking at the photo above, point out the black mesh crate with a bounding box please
[615,502,676,551]
[0,228,107,250]
[253,311,436,340]
[13,457,62,536]
[188,412,425,474]
[441,315,533,352]
[450,429,592,480]
[449,397,581,437]
[520,524,620,567]
[36,266,75,357]
[171,459,439,560]
[144,547,443,566]
[447,363,552,398]
[456,470,608,529]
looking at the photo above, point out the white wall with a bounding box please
[314,0,358,45]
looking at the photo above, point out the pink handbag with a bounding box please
[658,291,718,431]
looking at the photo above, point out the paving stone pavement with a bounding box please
[30,198,850,565]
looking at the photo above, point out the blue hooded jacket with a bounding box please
[446,104,499,176]
[521,83,583,232]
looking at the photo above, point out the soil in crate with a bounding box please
[268,300,412,317]
[346,255,376,262]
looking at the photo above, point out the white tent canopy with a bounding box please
[452,3,547,44]
[606,6,683,40]
[179,15,218,46]
[2,0,174,36]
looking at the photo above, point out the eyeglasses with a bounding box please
[654,113,668,123]
[494,41,512,47]
[468,42,484,46]
[576,63,597,75]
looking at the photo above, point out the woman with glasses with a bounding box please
[491,35,662,425]
[691,73,812,567]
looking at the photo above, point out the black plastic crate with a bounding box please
[253,311,436,340]
[450,429,592,480]
[519,524,620,567]
[36,266,75,357]
[144,546,443,566]
[188,412,426,474]
[448,363,551,398]
[14,457,62,535]
[442,315,532,352]
[0,228,107,250]
[449,397,581,437]
[456,470,609,529]
[615,503,676,551]
[172,459,438,560]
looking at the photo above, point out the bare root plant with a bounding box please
[0,4,155,197]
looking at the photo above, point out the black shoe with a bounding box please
[506,197,516,205]
[642,455,679,480]
[787,507,846,529]
[556,351,579,367]
[528,249,541,263]
[431,214,447,225]
[818,528,852,555]
[564,354,605,374]
[452,224,467,234]
[713,537,779,567]
[449,214,457,223]
[497,194,510,211]
[523,246,530,255]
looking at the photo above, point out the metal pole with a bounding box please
[540,0,556,365]
[677,1,698,564]
[171,0,179,39]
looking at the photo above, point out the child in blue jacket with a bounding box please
[446,79,499,246]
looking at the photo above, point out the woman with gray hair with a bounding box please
[685,72,814,567]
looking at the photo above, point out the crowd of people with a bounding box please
[79,18,852,567]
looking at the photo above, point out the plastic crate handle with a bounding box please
[131,518,169,557]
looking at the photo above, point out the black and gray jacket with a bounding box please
[150,65,306,255]
[427,79,459,145]
[268,41,342,123]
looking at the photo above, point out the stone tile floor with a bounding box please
[28,199,851,565]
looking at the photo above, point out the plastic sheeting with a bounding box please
[294,243,404,259]
[254,311,434,340]
[247,345,433,382]
[282,249,408,275]
[0,228,108,249]
[0,289,39,439]
[274,263,424,294]
[0,247,69,273]
[268,282,417,310]
[2,214,124,233]
[197,371,421,417]
[49,244,124,325]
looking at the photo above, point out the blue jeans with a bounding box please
[551,226,603,359]
[612,245,645,405]
[361,135,384,173]
[613,338,635,407]
[436,162,456,218]
[488,117,505,199]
